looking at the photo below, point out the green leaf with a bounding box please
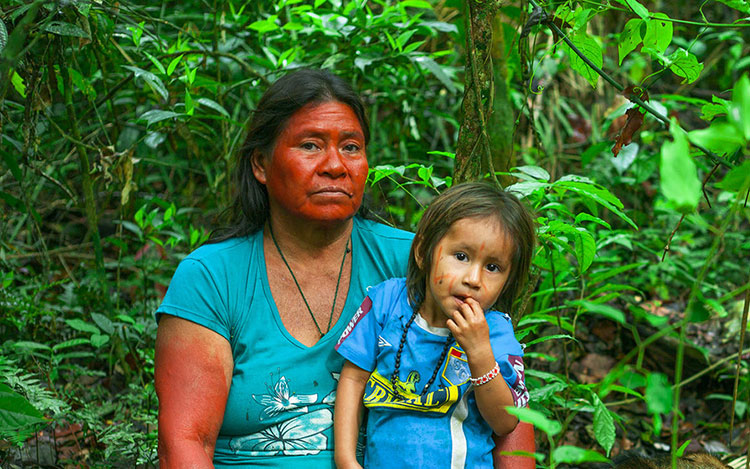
[688,123,744,156]
[53,338,91,352]
[667,49,703,84]
[553,180,638,230]
[621,0,649,19]
[732,74,750,140]
[13,341,51,352]
[701,102,727,121]
[185,89,194,116]
[660,120,701,214]
[504,407,561,436]
[567,32,603,88]
[11,70,26,97]
[414,56,456,93]
[197,98,230,117]
[552,446,609,464]
[552,445,609,464]
[91,313,115,335]
[248,16,279,33]
[65,319,100,335]
[167,55,184,76]
[0,18,7,53]
[514,165,550,181]
[138,110,182,126]
[574,230,596,273]
[618,19,643,65]
[574,213,611,230]
[570,300,626,324]
[123,65,169,101]
[2,147,23,182]
[399,0,433,8]
[716,0,750,14]
[593,399,615,456]
[645,372,672,414]
[0,383,45,432]
[43,21,90,38]
[143,51,166,75]
[90,334,110,348]
[642,13,672,55]
[716,160,750,192]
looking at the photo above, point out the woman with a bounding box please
[154,69,534,468]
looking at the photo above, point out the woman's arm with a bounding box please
[334,360,370,469]
[493,421,536,469]
[155,315,233,469]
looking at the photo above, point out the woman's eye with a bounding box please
[454,252,468,261]
[342,143,361,153]
[301,142,319,150]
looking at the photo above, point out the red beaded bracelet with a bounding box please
[470,361,500,386]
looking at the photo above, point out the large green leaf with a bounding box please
[0,383,45,432]
[566,32,603,88]
[504,407,561,436]
[593,398,615,456]
[732,74,750,140]
[618,19,643,65]
[574,230,596,273]
[621,0,649,19]
[668,49,703,84]
[688,123,744,156]
[660,121,701,214]
[645,372,672,415]
[716,160,750,192]
[643,13,672,55]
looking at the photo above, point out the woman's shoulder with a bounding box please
[184,232,260,264]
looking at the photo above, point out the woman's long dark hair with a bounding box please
[211,69,370,241]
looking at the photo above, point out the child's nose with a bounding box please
[462,264,482,288]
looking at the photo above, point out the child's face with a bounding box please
[419,216,514,324]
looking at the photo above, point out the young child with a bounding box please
[333,182,535,469]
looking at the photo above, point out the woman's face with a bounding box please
[253,101,368,225]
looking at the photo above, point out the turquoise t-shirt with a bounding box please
[156,217,413,468]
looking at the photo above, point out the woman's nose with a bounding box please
[319,146,346,177]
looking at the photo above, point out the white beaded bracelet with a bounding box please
[470,361,500,386]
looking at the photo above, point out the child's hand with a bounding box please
[446,298,493,360]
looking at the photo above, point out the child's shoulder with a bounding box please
[485,310,515,333]
[367,277,407,298]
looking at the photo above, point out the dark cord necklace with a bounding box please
[268,223,350,338]
[391,311,454,399]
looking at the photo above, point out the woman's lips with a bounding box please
[312,187,351,197]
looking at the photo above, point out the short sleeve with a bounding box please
[156,257,232,341]
[489,312,529,408]
[335,295,381,372]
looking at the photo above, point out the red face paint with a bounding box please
[255,101,368,224]
[420,217,514,325]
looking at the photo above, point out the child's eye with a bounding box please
[487,263,502,273]
[454,252,468,261]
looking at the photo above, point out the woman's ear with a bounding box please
[250,150,268,184]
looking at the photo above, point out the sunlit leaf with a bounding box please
[618,18,643,65]
[668,49,703,84]
[620,0,649,19]
[645,372,672,415]
[504,407,561,436]
[660,120,701,213]
[566,32,602,88]
[688,123,744,156]
[732,74,750,140]
[197,98,230,117]
[642,13,672,55]
[574,230,596,272]
[414,56,456,93]
[552,446,609,464]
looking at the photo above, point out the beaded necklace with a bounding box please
[268,223,350,338]
[390,310,454,399]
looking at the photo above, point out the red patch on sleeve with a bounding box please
[335,296,372,349]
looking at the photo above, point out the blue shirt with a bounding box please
[336,278,529,469]
[156,217,413,468]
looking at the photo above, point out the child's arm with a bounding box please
[334,360,370,469]
[447,298,519,436]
